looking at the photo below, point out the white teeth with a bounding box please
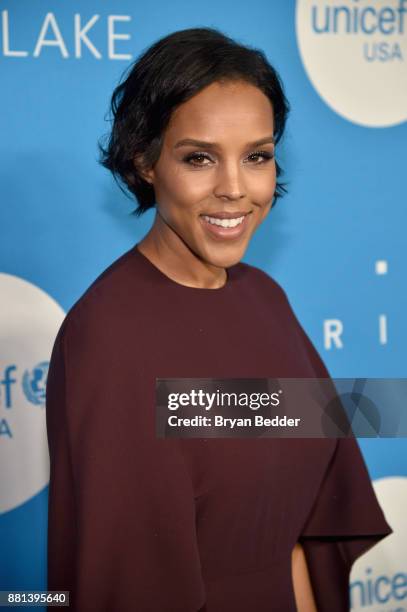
[202,215,245,228]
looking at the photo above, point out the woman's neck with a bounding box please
[137,213,227,289]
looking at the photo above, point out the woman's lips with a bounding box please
[199,212,252,240]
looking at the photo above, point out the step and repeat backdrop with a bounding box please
[1,1,406,610]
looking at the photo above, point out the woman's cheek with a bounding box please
[248,172,276,207]
[153,172,199,212]
[249,187,276,211]
[175,173,213,205]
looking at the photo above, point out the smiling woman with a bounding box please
[134,79,277,281]
[46,26,392,612]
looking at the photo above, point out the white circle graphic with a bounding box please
[0,273,65,514]
[350,476,407,610]
[296,0,407,127]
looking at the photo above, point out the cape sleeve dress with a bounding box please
[46,243,392,612]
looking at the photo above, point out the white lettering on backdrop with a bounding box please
[1,10,132,59]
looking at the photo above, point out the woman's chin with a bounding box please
[201,244,247,269]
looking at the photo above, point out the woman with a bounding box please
[46,27,392,611]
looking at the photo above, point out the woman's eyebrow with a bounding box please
[174,136,275,149]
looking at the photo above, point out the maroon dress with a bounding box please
[46,243,392,611]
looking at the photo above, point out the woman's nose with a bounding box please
[213,162,246,201]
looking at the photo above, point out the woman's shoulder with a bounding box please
[235,259,290,303]
[58,244,147,340]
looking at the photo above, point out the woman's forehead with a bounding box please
[166,81,275,141]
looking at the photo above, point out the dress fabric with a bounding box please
[46,243,392,612]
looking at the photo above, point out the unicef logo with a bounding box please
[350,477,407,610]
[22,361,49,406]
[296,0,407,127]
[0,273,65,514]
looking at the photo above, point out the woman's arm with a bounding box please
[46,317,206,611]
[291,543,318,612]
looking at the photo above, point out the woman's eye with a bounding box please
[246,150,275,164]
[182,150,274,167]
[183,153,212,166]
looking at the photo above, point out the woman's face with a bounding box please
[141,79,277,268]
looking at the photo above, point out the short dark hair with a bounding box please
[98,27,290,217]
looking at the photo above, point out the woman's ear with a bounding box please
[133,154,154,184]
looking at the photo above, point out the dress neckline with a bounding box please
[132,243,237,293]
